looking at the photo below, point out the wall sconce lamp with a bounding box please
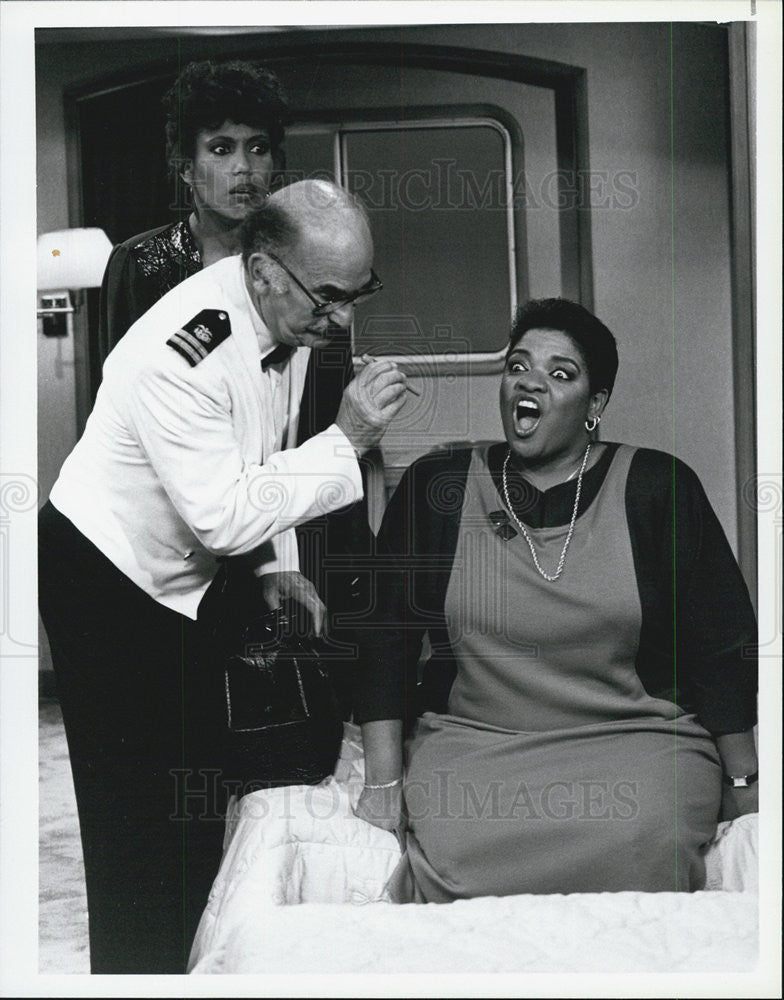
[37,228,113,337]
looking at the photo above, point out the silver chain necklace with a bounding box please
[501,443,591,582]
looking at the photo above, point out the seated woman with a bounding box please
[354,298,758,901]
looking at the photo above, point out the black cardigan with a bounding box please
[354,442,757,737]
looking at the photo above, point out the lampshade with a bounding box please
[37,228,113,291]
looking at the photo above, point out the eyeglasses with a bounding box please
[266,252,383,317]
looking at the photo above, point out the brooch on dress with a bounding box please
[489,510,517,540]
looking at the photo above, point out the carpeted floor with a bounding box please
[39,697,90,974]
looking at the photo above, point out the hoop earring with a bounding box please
[585,415,601,433]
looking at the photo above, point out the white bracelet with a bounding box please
[364,777,403,790]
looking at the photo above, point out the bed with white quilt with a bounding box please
[188,724,758,975]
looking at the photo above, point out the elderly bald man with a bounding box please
[38,180,407,973]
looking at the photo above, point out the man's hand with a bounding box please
[336,359,408,455]
[259,570,325,637]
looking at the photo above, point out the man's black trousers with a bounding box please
[38,502,228,974]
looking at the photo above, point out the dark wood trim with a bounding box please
[573,69,594,310]
[553,76,593,307]
[727,22,757,604]
[64,90,83,228]
[63,39,586,103]
[62,96,93,433]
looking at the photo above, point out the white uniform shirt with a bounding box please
[50,255,362,619]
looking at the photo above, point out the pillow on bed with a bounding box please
[702,812,758,892]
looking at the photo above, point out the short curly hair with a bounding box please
[162,60,289,175]
[509,298,619,399]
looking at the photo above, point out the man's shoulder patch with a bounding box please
[166,309,232,366]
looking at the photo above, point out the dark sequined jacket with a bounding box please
[98,221,201,361]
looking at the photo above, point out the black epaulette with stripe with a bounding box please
[166,309,232,366]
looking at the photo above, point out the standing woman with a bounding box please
[99,59,288,353]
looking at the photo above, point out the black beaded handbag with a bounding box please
[208,569,344,793]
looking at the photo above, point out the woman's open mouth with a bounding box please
[514,398,541,436]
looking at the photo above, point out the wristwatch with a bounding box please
[722,771,759,788]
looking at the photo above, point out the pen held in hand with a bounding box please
[358,354,422,396]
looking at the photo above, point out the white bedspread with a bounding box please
[188,725,758,974]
